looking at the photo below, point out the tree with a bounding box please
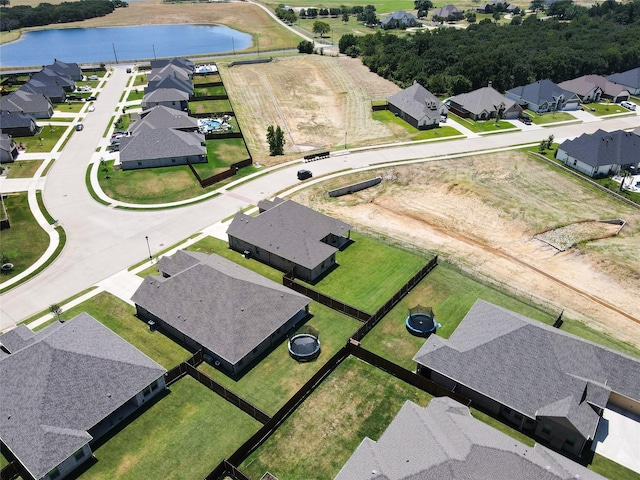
[298,40,314,54]
[339,33,358,53]
[465,11,477,22]
[266,125,286,155]
[342,11,349,23]
[0,0,10,6]
[414,0,433,17]
[510,14,522,25]
[49,304,63,322]
[312,20,331,37]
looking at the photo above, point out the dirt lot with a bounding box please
[291,152,640,348]
[220,55,401,165]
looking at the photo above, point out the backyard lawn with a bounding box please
[59,291,191,369]
[193,73,221,85]
[193,85,227,97]
[4,159,44,178]
[79,376,261,480]
[300,232,427,313]
[189,99,232,114]
[199,302,360,414]
[239,355,433,480]
[0,192,49,282]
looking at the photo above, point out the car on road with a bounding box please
[88,105,95,112]
[75,123,84,131]
[297,169,312,180]
[621,101,636,111]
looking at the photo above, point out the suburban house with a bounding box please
[476,0,515,13]
[118,127,206,170]
[506,79,580,113]
[380,10,419,29]
[0,313,166,480]
[387,82,447,130]
[0,134,19,163]
[19,79,66,104]
[128,105,199,135]
[0,111,39,137]
[556,129,640,178]
[447,83,522,120]
[148,63,192,83]
[335,397,607,480]
[46,59,83,81]
[226,197,353,282]
[559,75,630,103]
[141,87,189,111]
[413,300,640,456]
[431,4,464,21]
[31,67,76,93]
[132,250,311,375]
[145,74,193,97]
[0,90,53,119]
[607,66,640,95]
[150,57,195,72]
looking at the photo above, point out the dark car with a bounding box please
[519,115,532,125]
[86,96,97,102]
[297,169,312,180]
[75,123,84,131]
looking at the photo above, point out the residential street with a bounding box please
[1,64,639,331]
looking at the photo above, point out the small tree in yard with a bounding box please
[312,20,331,37]
[267,125,286,156]
[50,304,63,322]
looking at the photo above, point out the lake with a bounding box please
[0,24,252,67]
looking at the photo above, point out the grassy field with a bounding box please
[59,291,191,369]
[4,159,43,178]
[372,110,462,140]
[12,125,68,152]
[79,376,261,480]
[299,232,427,313]
[239,355,433,480]
[0,192,49,282]
[198,302,361,414]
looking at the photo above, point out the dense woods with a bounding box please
[340,0,640,94]
[0,0,126,31]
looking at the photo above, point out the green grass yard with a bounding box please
[450,113,517,133]
[12,125,68,153]
[79,376,261,480]
[193,85,227,97]
[193,74,221,85]
[372,110,462,141]
[4,159,43,178]
[300,232,427,313]
[53,102,85,114]
[199,302,361,414]
[524,109,577,125]
[203,137,249,169]
[59,291,191,369]
[581,102,631,116]
[239,355,432,480]
[189,98,232,114]
[126,89,144,102]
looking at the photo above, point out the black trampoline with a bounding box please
[406,305,437,336]
[288,326,321,361]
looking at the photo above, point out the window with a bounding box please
[74,448,85,461]
[573,159,577,166]
[565,436,576,447]
[256,247,260,255]
[503,407,511,414]
[542,424,552,435]
[138,161,142,166]
[514,413,522,421]
[172,158,176,163]
[48,467,60,479]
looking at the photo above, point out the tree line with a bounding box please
[339,0,640,95]
[0,0,126,32]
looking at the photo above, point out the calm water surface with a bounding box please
[0,24,252,67]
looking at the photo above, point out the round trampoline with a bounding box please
[406,305,437,337]
[288,333,321,361]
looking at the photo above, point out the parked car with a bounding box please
[519,114,532,125]
[126,68,132,73]
[88,105,95,112]
[621,101,636,111]
[67,95,83,101]
[86,96,97,101]
[75,123,84,131]
[297,169,312,180]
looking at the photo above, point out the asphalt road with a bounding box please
[1,64,639,331]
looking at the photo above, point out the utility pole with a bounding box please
[152,44,157,60]
[145,236,152,262]
[232,37,235,56]
[112,43,119,63]
[344,131,347,149]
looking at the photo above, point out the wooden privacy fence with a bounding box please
[0,461,20,480]
[186,158,252,189]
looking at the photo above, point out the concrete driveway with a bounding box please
[592,405,640,473]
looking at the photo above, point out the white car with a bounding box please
[621,101,636,111]
[88,105,95,112]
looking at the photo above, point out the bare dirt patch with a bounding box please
[535,221,623,251]
[221,55,401,166]
[291,152,640,348]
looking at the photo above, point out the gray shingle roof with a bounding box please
[432,4,463,18]
[558,129,640,168]
[131,250,310,365]
[142,87,189,105]
[150,57,195,72]
[381,10,418,25]
[506,79,580,106]
[413,300,640,439]
[148,64,191,83]
[227,198,352,270]
[0,90,52,115]
[0,111,36,130]
[335,397,607,480]
[20,79,65,101]
[145,75,193,96]
[130,105,198,135]
[559,75,628,98]
[47,60,83,80]
[448,86,521,117]
[31,68,75,90]
[607,67,640,89]
[0,313,165,479]
[119,128,205,163]
[387,82,445,123]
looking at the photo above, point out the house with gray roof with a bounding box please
[141,87,189,111]
[506,79,580,113]
[0,111,39,137]
[0,313,166,480]
[413,300,640,456]
[145,74,193,96]
[556,129,640,178]
[31,67,76,93]
[432,4,464,21]
[150,57,195,72]
[476,0,514,13]
[20,78,66,104]
[607,66,640,95]
[132,250,311,375]
[559,75,630,103]
[0,133,19,163]
[227,197,353,282]
[335,396,607,480]
[46,59,83,81]
[0,90,53,119]
[387,82,447,130]
[148,63,192,83]
[118,127,206,170]
[380,10,418,29]
[447,83,522,120]
[129,105,198,136]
